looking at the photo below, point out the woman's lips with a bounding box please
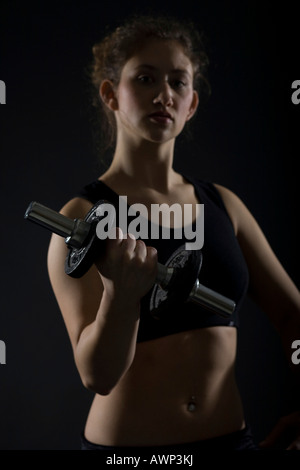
[149,112,173,123]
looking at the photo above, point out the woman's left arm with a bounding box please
[215,184,300,356]
[216,184,300,449]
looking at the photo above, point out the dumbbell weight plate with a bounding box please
[150,246,202,318]
[65,201,111,278]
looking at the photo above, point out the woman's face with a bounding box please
[111,39,199,145]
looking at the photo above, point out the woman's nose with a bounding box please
[153,82,173,107]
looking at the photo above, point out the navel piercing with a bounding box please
[187,396,196,412]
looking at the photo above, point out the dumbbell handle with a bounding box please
[25,202,236,317]
[189,279,235,317]
[24,201,91,248]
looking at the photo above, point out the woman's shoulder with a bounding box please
[212,183,239,204]
[59,196,94,220]
[211,183,248,237]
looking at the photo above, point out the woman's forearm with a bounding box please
[74,289,141,395]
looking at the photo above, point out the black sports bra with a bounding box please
[77,174,249,342]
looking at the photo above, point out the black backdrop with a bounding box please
[0,0,299,450]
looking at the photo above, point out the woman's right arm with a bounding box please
[47,197,157,395]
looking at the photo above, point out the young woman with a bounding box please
[47,15,300,451]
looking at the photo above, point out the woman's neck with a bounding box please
[105,138,179,193]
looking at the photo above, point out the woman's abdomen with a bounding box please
[84,326,245,446]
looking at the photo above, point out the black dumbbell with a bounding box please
[24,200,236,318]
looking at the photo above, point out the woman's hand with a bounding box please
[95,227,158,303]
[259,411,300,450]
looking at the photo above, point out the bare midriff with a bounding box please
[84,326,245,446]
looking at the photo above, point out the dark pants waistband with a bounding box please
[80,425,259,452]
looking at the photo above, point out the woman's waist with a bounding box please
[85,379,245,446]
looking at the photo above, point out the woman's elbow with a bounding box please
[79,371,116,396]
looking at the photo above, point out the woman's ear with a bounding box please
[99,80,118,111]
[186,91,199,122]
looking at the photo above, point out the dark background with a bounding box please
[0,0,299,450]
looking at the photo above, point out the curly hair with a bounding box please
[87,14,210,156]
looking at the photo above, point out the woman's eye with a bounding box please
[137,75,153,84]
[172,80,186,89]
